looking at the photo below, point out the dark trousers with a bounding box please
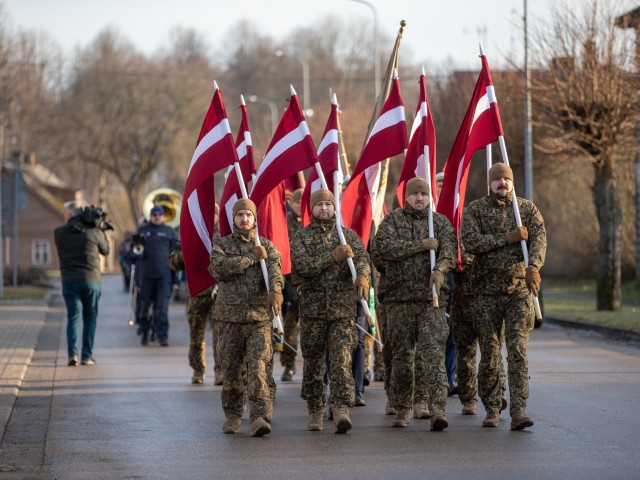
[138,277,172,341]
[351,316,367,396]
[62,281,101,359]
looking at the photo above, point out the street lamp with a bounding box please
[274,50,313,117]
[247,95,278,135]
[348,0,380,99]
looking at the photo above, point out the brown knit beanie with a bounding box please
[309,188,335,211]
[405,177,430,197]
[488,163,513,183]
[232,198,257,218]
[291,188,304,204]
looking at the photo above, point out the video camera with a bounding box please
[131,233,146,255]
[80,205,114,232]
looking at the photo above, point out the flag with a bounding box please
[396,69,436,207]
[249,88,318,208]
[250,86,319,275]
[436,53,504,236]
[219,97,257,238]
[301,98,340,226]
[340,75,407,247]
[180,83,238,296]
[257,182,291,274]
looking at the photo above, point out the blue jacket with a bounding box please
[133,222,178,282]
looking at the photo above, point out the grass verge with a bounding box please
[2,285,50,300]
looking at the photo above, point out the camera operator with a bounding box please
[132,205,179,346]
[54,200,111,366]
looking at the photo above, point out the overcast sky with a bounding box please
[1,0,599,71]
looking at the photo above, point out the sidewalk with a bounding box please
[0,291,63,442]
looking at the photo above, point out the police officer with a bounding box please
[460,162,546,430]
[209,198,283,437]
[371,177,456,431]
[133,205,179,346]
[291,188,370,434]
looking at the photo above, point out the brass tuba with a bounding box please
[143,188,182,228]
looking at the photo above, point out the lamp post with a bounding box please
[523,0,534,201]
[274,50,313,117]
[247,95,278,135]
[348,0,380,99]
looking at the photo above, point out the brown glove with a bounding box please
[354,275,370,300]
[331,244,354,263]
[422,237,439,251]
[252,245,268,261]
[505,226,528,244]
[268,291,284,316]
[429,269,445,292]
[525,266,541,296]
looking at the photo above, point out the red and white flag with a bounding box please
[436,53,504,236]
[219,96,257,238]
[180,83,238,296]
[250,86,319,275]
[249,87,318,208]
[341,76,407,247]
[396,69,436,207]
[301,98,340,226]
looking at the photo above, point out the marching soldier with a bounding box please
[371,177,456,431]
[209,198,283,437]
[460,162,546,430]
[291,188,370,434]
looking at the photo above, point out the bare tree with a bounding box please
[532,0,637,310]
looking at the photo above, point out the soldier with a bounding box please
[291,188,370,434]
[169,204,223,385]
[450,249,507,415]
[460,162,546,430]
[209,198,283,437]
[281,188,303,381]
[371,177,456,431]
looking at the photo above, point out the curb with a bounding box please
[544,317,640,344]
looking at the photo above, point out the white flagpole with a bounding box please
[315,92,373,319]
[234,92,284,341]
[423,145,439,307]
[477,49,543,320]
[486,144,492,196]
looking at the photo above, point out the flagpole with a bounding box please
[486,144,492,195]
[478,48,542,320]
[234,94,285,345]
[315,94,374,322]
[424,146,439,308]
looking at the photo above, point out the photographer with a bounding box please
[132,205,179,346]
[54,200,111,366]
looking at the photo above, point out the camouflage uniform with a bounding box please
[460,191,546,416]
[291,216,370,412]
[209,228,283,425]
[168,249,220,381]
[281,212,302,372]
[370,205,456,418]
[450,253,506,407]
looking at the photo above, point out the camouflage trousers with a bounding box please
[475,291,533,415]
[300,316,356,410]
[387,302,448,415]
[450,293,506,405]
[280,300,299,367]
[376,303,394,395]
[187,294,220,376]
[217,321,273,422]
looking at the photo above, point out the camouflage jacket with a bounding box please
[209,228,283,323]
[460,192,546,295]
[168,248,214,299]
[291,216,370,319]
[370,205,457,303]
[451,252,474,297]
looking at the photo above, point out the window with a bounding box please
[32,239,51,266]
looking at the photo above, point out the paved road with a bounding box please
[1,274,639,479]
